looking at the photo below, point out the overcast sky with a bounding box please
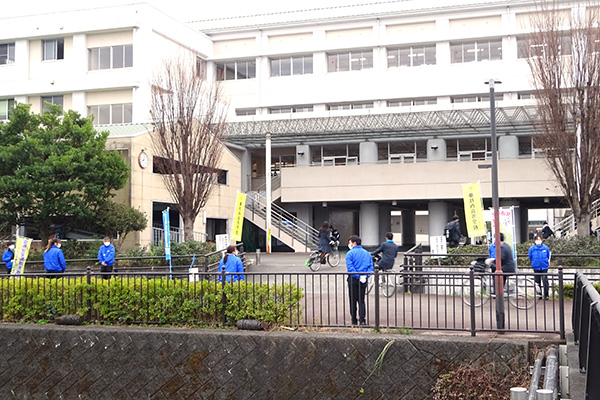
[5,0,364,21]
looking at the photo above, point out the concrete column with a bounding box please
[428,201,448,247]
[498,135,519,159]
[132,25,153,122]
[15,40,29,81]
[378,205,392,242]
[427,138,447,161]
[241,149,252,192]
[360,203,379,247]
[359,142,378,164]
[296,145,311,167]
[401,209,416,247]
[72,34,87,77]
[520,206,530,241]
[71,91,87,116]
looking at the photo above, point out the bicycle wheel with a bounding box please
[328,248,340,267]
[507,276,538,310]
[460,277,490,307]
[308,252,321,272]
[380,274,396,298]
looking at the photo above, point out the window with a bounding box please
[519,92,536,100]
[41,95,63,113]
[451,95,490,103]
[216,60,256,81]
[517,35,572,59]
[0,99,15,120]
[0,43,15,65]
[89,45,133,70]
[153,156,228,184]
[271,55,313,77]
[387,45,436,67]
[43,38,64,61]
[88,103,133,125]
[388,98,437,107]
[196,56,207,79]
[451,40,502,63]
[236,109,256,116]
[327,50,373,72]
[269,106,313,114]
[328,102,373,110]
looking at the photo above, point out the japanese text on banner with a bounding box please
[231,193,246,242]
[462,182,486,237]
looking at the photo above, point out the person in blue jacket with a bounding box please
[528,234,551,300]
[43,238,66,277]
[2,242,15,274]
[98,236,115,280]
[219,245,245,283]
[346,235,374,326]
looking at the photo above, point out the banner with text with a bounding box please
[462,182,486,237]
[11,237,32,276]
[490,206,517,265]
[162,208,171,261]
[231,193,246,242]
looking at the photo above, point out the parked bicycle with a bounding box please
[366,254,396,298]
[458,258,539,309]
[306,241,340,271]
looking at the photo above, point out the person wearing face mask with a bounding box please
[2,242,15,274]
[98,237,115,280]
[528,234,551,300]
[43,238,66,276]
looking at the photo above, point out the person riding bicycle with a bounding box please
[318,221,332,264]
[370,232,398,271]
[487,232,516,286]
[329,225,340,247]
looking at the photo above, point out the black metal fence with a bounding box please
[572,271,600,399]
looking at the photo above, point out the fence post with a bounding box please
[374,268,380,330]
[558,266,565,340]
[203,255,209,273]
[469,266,476,336]
[221,267,227,325]
[86,266,92,323]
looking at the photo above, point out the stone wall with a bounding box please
[0,324,529,399]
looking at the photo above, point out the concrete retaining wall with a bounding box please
[0,324,529,399]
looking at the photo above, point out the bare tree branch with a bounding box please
[150,54,229,241]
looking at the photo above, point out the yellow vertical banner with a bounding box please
[11,237,32,276]
[231,192,247,242]
[462,182,486,237]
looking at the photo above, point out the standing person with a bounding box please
[318,221,332,264]
[98,237,115,280]
[43,238,66,276]
[444,215,462,248]
[346,235,373,326]
[219,245,245,283]
[541,221,554,239]
[488,232,516,286]
[2,242,15,275]
[528,234,551,300]
[371,232,398,271]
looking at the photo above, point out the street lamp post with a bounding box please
[486,78,504,330]
[265,133,272,254]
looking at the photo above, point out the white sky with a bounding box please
[4,0,363,21]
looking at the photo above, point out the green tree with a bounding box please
[95,202,148,252]
[0,103,129,241]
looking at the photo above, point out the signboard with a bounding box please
[11,237,32,276]
[462,182,486,237]
[215,234,229,252]
[429,235,447,259]
[490,206,517,265]
[189,267,199,282]
[162,208,171,261]
[231,192,246,242]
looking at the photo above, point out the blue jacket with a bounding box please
[528,244,551,271]
[346,245,373,279]
[2,249,14,270]
[98,244,115,266]
[219,254,245,282]
[43,246,66,272]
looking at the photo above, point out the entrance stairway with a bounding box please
[244,190,318,252]
[553,198,600,236]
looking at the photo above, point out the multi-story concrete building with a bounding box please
[2,0,579,250]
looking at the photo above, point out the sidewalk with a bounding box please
[246,251,348,273]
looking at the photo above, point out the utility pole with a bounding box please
[266,133,272,254]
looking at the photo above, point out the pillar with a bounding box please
[379,205,392,242]
[359,142,378,164]
[401,209,416,247]
[71,92,87,117]
[428,201,449,247]
[520,206,529,241]
[296,145,310,167]
[241,149,252,192]
[359,203,379,247]
[427,138,447,161]
[498,135,519,159]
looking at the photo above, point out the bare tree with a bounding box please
[524,1,600,235]
[150,55,229,241]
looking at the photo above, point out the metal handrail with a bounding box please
[554,198,600,236]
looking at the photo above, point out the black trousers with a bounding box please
[101,264,113,280]
[534,269,549,297]
[347,276,367,324]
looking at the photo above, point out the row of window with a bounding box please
[0,43,15,65]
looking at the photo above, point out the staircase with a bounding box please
[244,191,318,252]
[553,199,600,237]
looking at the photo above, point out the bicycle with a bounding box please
[458,258,539,309]
[306,241,340,272]
[366,255,396,298]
